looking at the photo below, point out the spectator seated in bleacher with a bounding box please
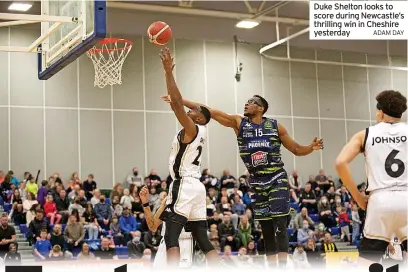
[317,196,334,228]
[64,212,85,253]
[23,192,38,213]
[143,229,161,258]
[33,229,52,261]
[44,195,62,225]
[55,190,70,224]
[304,239,323,266]
[127,231,145,259]
[293,244,310,268]
[294,207,314,230]
[314,223,327,243]
[82,204,99,240]
[109,216,123,245]
[3,243,21,265]
[218,214,240,252]
[48,245,65,261]
[237,215,252,248]
[27,209,50,246]
[68,197,85,216]
[299,183,317,212]
[321,232,338,259]
[94,195,111,229]
[77,242,95,260]
[94,237,117,260]
[119,207,137,243]
[297,220,315,246]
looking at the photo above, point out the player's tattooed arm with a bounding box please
[335,130,368,210]
[160,96,242,134]
[160,48,197,142]
[183,99,242,134]
[278,123,324,156]
[140,187,162,232]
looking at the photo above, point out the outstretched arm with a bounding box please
[335,130,368,210]
[160,48,197,142]
[278,123,323,156]
[161,96,242,134]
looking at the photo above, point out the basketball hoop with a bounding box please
[87,38,133,88]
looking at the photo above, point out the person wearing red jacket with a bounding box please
[338,207,351,245]
[44,195,62,225]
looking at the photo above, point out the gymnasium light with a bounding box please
[236,20,260,29]
[8,2,33,12]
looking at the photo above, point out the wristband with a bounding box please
[143,202,150,208]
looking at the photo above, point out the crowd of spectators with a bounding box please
[0,167,370,267]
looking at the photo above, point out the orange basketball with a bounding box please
[147,21,172,46]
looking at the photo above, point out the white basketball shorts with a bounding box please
[162,177,207,224]
[153,236,194,268]
[364,189,407,242]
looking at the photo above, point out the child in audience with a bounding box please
[4,243,21,265]
[338,207,351,244]
[351,203,362,245]
[109,216,124,245]
[48,245,64,260]
[26,176,39,197]
[44,195,62,225]
[34,229,52,261]
[120,189,134,210]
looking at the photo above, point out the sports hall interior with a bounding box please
[0,0,406,266]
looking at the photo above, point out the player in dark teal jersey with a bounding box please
[161,94,323,268]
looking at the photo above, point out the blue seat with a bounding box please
[19,224,29,235]
[290,202,300,212]
[309,214,319,223]
[3,203,11,213]
[115,247,128,257]
[286,228,294,236]
[331,227,340,236]
[105,198,111,205]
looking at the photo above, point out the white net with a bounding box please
[87,39,132,88]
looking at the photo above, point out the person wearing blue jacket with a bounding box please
[119,207,137,242]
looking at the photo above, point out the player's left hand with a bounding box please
[312,137,324,150]
[159,47,175,73]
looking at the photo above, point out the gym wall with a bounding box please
[0,27,406,189]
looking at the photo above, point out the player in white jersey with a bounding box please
[139,187,194,268]
[158,48,219,267]
[335,90,407,266]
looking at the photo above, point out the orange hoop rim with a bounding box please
[88,38,133,54]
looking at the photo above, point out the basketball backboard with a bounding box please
[0,0,106,80]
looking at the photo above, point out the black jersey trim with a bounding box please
[178,125,199,145]
[173,142,189,180]
[361,127,369,153]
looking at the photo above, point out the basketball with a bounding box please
[147,21,172,46]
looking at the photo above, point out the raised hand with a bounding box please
[159,47,175,73]
[311,137,324,150]
[139,186,150,204]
